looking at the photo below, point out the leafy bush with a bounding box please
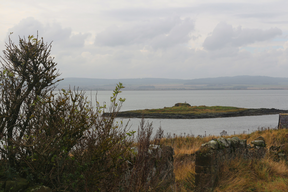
[0,34,174,191]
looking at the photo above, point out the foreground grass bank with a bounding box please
[164,127,288,191]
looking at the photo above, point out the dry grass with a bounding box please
[174,160,195,192]
[214,157,288,192]
[160,127,288,191]
[162,135,216,155]
[161,135,216,191]
[174,147,199,157]
[174,161,195,182]
[232,127,288,147]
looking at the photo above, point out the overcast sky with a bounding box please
[1,0,288,79]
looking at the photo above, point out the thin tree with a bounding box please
[0,34,61,167]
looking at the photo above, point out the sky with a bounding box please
[0,0,288,79]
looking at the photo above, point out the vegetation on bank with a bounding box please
[127,103,247,115]
[2,35,288,191]
[108,103,288,119]
[167,127,288,191]
[0,34,173,191]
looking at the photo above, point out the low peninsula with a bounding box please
[103,103,288,119]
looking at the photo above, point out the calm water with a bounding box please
[85,90,288,136]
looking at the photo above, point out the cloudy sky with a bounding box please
[1,0,288,79]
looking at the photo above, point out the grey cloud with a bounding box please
[263,20,288,24]
[103,3,282,21]
[236,13,282,19]
[103,4,248,20]
[95,17,194,49]
[150,18,194,49]
[7,17,90,49]
[65,45,288,79]
[203,22,282,50]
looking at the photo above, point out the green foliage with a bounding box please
[128,105,247,115]
[0,34,175,191]
[0,34,136,191]
[0,34,62,169]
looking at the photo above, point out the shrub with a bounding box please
[0,34,174,191]
[0,34,131,190]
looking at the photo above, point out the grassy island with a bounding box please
[103,103,288,119]
[129,103,247,114]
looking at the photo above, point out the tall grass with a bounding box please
[214,157,288,192]
[162,127,288,191]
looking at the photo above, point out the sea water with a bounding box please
[85,90,288,136]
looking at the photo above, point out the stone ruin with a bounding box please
[122,144,175,190]
[269,143,288,162]
[278,113,288,129]
[174,102,191,107]
[195,136,266,192]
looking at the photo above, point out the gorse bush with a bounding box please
[0,34,174,191]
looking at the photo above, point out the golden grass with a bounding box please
[161,127,288,191]
[174,160,195,182]
[214,157,288,192]
[174,147,199,157]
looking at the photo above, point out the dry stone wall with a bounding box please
[195,136,267,192]
[278,113,288,129]
[269,143,288,162]
[123,144,175,190]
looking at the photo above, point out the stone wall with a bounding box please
[278,113,288,129]
[123,144,175,190]
[195,136,266,192]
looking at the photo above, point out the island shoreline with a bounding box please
[103,108,288,119]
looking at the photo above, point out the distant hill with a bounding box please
[184,76,288,85]
[56,76,288,90]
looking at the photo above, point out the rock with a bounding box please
[251,140,265,147]
[201,143,207,147]
[231,137,240,146]
[149,144,160,150]
[226,138,232,146]
[278,153,285,157]
[239,139,247,147]
[217,137,230,148]
[255,136,265,141]
[195,136,268,192]
[148,144,162,155]
[207,140,219,149]
[270,146,280,151]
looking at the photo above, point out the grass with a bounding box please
[161,128,288,191]
[126,105,247,115]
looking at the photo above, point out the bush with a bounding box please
[0,34,174,191]
[0,34,133,190]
